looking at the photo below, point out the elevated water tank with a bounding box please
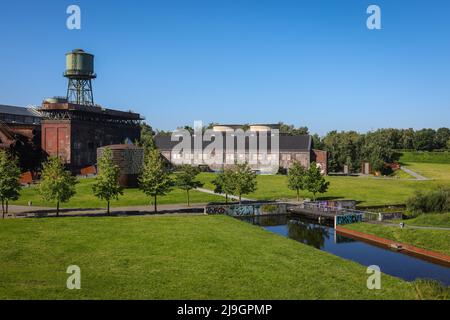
[64,49,96,79]
[97,144,144,187]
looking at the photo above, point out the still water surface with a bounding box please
[239,215,450,286]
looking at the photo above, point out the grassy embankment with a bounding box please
[347,212,450,257]
[0,215,421,299]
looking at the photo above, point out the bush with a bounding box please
[406,188,450,215]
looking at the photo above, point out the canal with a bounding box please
[239,214,450,286]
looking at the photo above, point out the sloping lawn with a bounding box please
[199,173,445,206]
[12,178,223,208]
[0,215,417,299]
[402,163,450,180]
[346,222,450,256]
[401,213,450,228]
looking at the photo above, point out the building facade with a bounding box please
[40,100,141,170]
[155,126,327,174]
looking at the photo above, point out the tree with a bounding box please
[138,122,156,152]
[447,138,450,150]
[211,169,235,203]
[232,162,257,204]
[287,161,307,202]
[139,149,173,212]
[38,157,77,216]
[175,165,203,206]
[0,150,21,218]
[304,162,330,201]
[92,148,123,214]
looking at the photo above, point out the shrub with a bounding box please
[406,188,450,215]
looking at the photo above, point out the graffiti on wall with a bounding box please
[205,203,287,217]
[335,213,363,227]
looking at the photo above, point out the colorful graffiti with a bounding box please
[335,213,363,227]
[205,203,287,217]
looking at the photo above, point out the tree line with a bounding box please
[314,128,450,174]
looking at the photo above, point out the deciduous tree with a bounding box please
[287,161,306,202]
[232,162,257,204]
[0,150,21,218]
[38,157,77,216]
[175,165,203,206]
[212,168,235,203]
[92,148,123,214]
[139,149,173,212]
[304,162,330,201]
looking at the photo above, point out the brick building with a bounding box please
[39,99,141,170]
[155,125,327,175]
[0,104,43,170]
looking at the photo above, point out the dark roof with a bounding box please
[0,105,42,118]
[155,134,312,152]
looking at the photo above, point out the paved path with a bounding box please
[400,166,429,181]
[368,220,450,231]
[195,187,255,202]
[5,203,209,218]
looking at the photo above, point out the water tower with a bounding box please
[64,49,97,105]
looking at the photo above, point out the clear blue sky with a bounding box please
[1,0,449,135]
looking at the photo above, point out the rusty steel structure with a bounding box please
[40,100,141,171]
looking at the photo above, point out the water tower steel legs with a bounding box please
[67,78,94,106]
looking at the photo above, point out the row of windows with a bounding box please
[0,114,40,124]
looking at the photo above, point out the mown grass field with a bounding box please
[11,161,450,208]
[0,215,419,299]
[398,151,450,164]
[199,169,448,206]
[12,178,223,208]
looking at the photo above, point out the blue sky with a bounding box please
[0,0,449,135]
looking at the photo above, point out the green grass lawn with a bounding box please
[400,213,450,228]
[346,222,450,256]
[402,163,450,180]
[0,215,419,299]
[199,172,447,206]
[398,151,450,164]
[12,178,223,209]
[11,162,450,208]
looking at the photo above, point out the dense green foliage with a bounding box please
[406,188,450,216]
[175,165,203,206]
[231,162,258,203]
[211,169,235,203]
[303,162,330,200]
[0,215,419,299]
[38,157,77,216]
[0,150,21,217]
[92,148,123,214]
[137,122,156,152]
[139,149,174,212]
[317,128,450,173]
[287,161,307,201]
